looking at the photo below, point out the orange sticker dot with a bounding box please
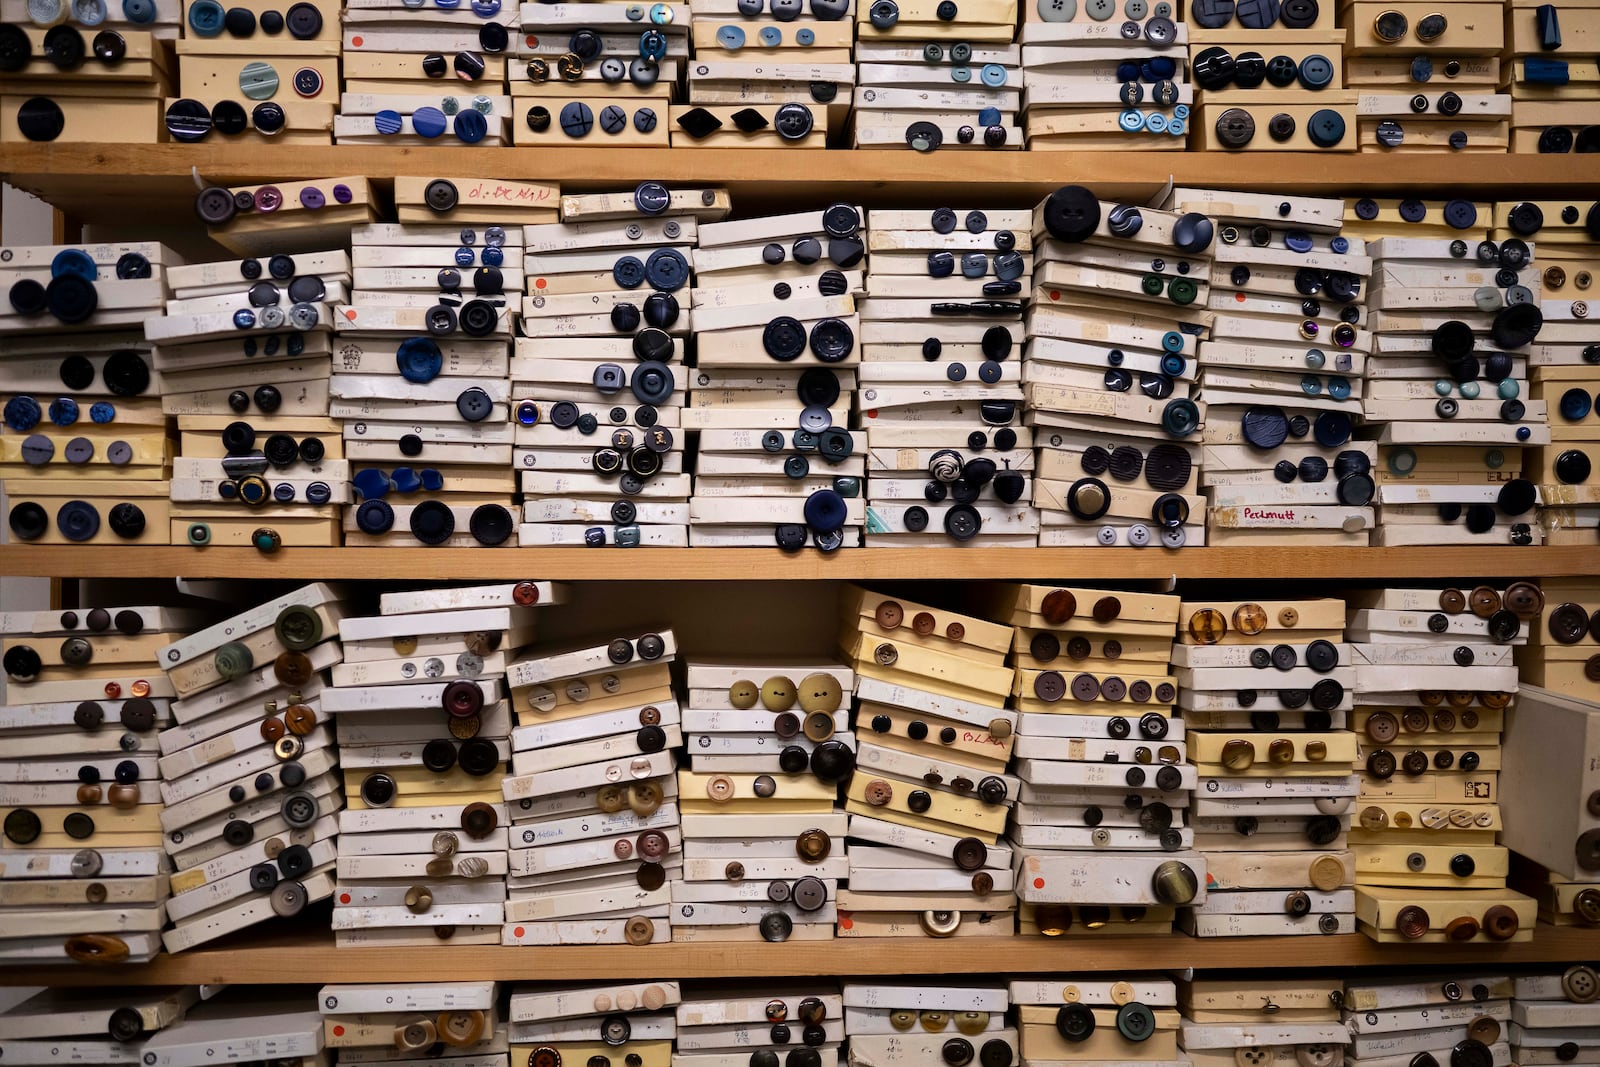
[350,34,362,46]
[535,277,547,289]
[339,893,351,904]
[1033,877,1045,889]
[514,926,525,937]
[527,34,539,46]
[1234,292,1246,302]
[343,308,357,320]
[839,916,853,930]
[866,408,878,418]
[332,1026,345,1037]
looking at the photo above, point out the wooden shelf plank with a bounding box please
[4,146,1600,224]
[13,926,1600,986]
[2,545,1597,581]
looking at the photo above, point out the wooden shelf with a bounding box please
[4,145,1600,225]
[4,545,1598,581]
[13,925,1600,986]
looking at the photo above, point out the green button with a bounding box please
[239,60,280,100]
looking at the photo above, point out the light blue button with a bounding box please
[1434,379,1453,396]
[980,63,1006,86]
[1301,375,1323,396]
[469,0,498,14]
[1173,103,1189,119]
[951,65,971,81]
[716,24,745,47]
[1146,112,1167,133]
[1306,350,1325,368]
[759,24,781,43]
[1498,379,1520,399]
[1167,117,1184,135]
[1119,109,1145,131]
[1327,376,1352,400]
[1460,381,1481,399]
[187,0,224,36]
[796,27,813,42]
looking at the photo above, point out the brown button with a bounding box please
[442,679,483,718]
[796,828,831,861]
[273,735,303,760]
[1221,739,1255,770]
[405,885,434,913]
[803,712,835,742]
[637,829,670,860]
[1479,691,1511,710]
[1278,607,1299,627]
[394,1020,437,1051]
[393,636,418,656]
[989,717,1012,739]
[875,642,899,666]
[1461,710,1481,728]
[729,680,759,709]
[284,703,317,735]
[464,631,497,658]
[120,697,156,731]
[1071,673,1101,701]
[1309,855,1345,891]
[85,882,107,903]
[1093,596,1121,623]
[260,717,286,742]
[1366,711,1399,743]
[1402,708,1430,732]
[1447,691,1473,708]
[1360,806,1388,830]
[946,622,965,641]
[705,775,736,803]
[1445,916,1479,940]
[1482,904,1519,941]
[971,871,993,894]
[1504,581,1544,617]
[273,650,313,686]
[264,837,285,858]
[1267,739,1295,764]
[76,784,102,804]
[1187,608,1227,644]
[1305,741,1327,761]
[1419,690,1444,706]
[876,600,904,628]
[953,836,987,870]
[640,705,661,726]
[1587,655,1600,683]
[774,712,801,739]
[108,784,138,809]
[1433,709,1457,732]
[597,785,627,813]
[637,861,665,890]
[624,916,655,945]
[449,713,482,739]
[797,673,843,714]
[613,838,635,860]
[1396,904,1430,939]
[63,934,129,963]
[1575,888,1600,924]
[724,861,745,881]
[864,779,893,806]
[512,580,541,605]
[1233,603,1269,635]
[913,611,936,635]
[460,802,497,838]
[1041,589,1077,624]
[1439,588,1467,613]
[1469,586,1501,617]
[1551,602,1591,643]
[1546,266,1568,289]
[1066,636,1091,659]
[1152,859,1199,904]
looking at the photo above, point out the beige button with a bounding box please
[1232,603,1268,635]
[1295,1044,1342,1067]
[624,916,655,945]
[405,885,433,913]
[1309,855,1345,891]
[629,781,663,816]
[1235,1048,1274,1067]
[920,909,960,937]
[761,676,797,712]
[432,831,459,856]
[954,1012,989,1036]
[642,985,667,1011]
[729,680,759,709]
[890,1011,917,1031]
[592,993,614,1013]
[1563,965,1600,1003]
[457,856,489,878]
[1109,981,1135,1005]
[394,1020,437,1052]
[797,672,843,714]
[1467,1016,1500,1043]
[919,1011,949,1032]
[705,775,736,803]
[393,636,418,656]
[617,991,638,1012]
[1059,985,1081,1003]
[1359,806,1388,831]
[597,785,627,813]
[438,1010,485,1048]
[989,718,1013,740]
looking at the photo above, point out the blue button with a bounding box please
[397,336,444,383]
[796,27,814,43]
[803,488,847,533]
[374,109,404,135]
[454,109,489,143]
[1560,388,1592,421]
[1328,377,1352,400]
[981,63,1007,86]
[1117,60,1140,81]
[1307,108,1346,148]
[1146,112,1167,133]
[1301,376,1323,396]
[420,468,445,491]
[978,361,1001,384]
[1284,230,1314,253]
[517,400,540,425]
[122,0,156,22]
[1174,103,1189,120]
[51,249,97,281]
[391,467,422,493]
[1526,56,1569,84]
[1517,426,1532,441]
[355,498,395,534]
[187,0,225,36]
[1409,55,1433,82]
[978,106,1002,126]
[90,401,115,423]
[49,397,79,425]
[1161,331,1184,352]
[1119,110,1145,131]
[1330,236,1349,254]
[1146,55,1176,79]
[1160,353,1186,376]
[4,396,41,432]
[1299,54,1334,89]
[645,248,689,290]
[482,245,503,266]
[716,24,745,47]
[639,28,667,57]
[469,0,499,13]
[454,247,475,266]
[613,255,646,289]
[1313,410,1352,447]
[306,481,332,505]
[273,483,295,503]
[759,25,781,43]
[413,107,448,138]
[233,309,256,329]
[1166,117,1185,136]
[353,469,393,500]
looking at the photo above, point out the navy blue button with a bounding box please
[1560,388,1593,421]
[1241,406,1289,449]
[391,467,422,492]
[644,248,689,291]
[803,488,847,533]
[483,245,503,267]
[57,500,100,542]
[233,309,256,329]
[413,106,448,138]
[456,387,494,422]
[273,483,295,503]
[1313,410,1352,447]
[927,251,955,278]
[1162,398,1200,437]
[1284,231,1314,253]
[355,498,395,534]
[353,469,392,500]
[420,469,445,491]
[453,109,488,143]
[397,336,444,382]
[1330,236,1349,254]
[51,249,97,281]
[305,481,332,504]
[613,256,645,289]
[4,396,41,432]
[88,401,114,423]
[1307,108,1346,148]
[49,397,79,425]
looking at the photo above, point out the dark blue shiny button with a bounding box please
[1117,60,1140,81]
[613,256,646,289]
[1560,388,1592,421]
[4,396,41,432]
[51,249,97,281]
[1284,230,1314,253]
[355,498,395,534]
[453,109,488,143]
[927,251,955,278]
[1313,410,1353,446]
[1330,236,1349,254]
[56,500,100,542]
[273,483,295,503]
[455,247,475,267]
[305,481,332,504]
[233,309,256,329]
[803,488,847,533]
[391,467,422,492]
[90,402,115,423]
[517,401,539,425]
[644,248,689,290]
[1299,54,1333,88]
[1241,406,1289,449]
[413,106,449,138]
[1160,353,1186,376]
[421,469,445,491]
[397,336,444,382]
[353,468,392,500]
[48,397,79,425]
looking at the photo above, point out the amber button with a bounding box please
[405,885,434,913]
[706,775,736,802]
[640,705,661,726]
[875,600,904,628]
[1359,806,1389,830]
[1439,588,1467,613]
[803,712,835,742]
[989,717,1012,739]
[1482,904,1519,941]
[921,1011,949,1032]
[1221,739,1255,770]
[1187,609,1227,644]
[1305,741,1327,761]
[971,871,994,894]
[629,781,662,815]
[460,802,497,838]
[1267,739,1295,764]
[796,828,831,861]
[1445,916,1479,940]
[1232,603,1268,635]
[1309,855,1346,891]
[284,703,317,735]
[260,716,286,742]
[624,916,655,945]
[1469,586,1501,617]
[439,1010,486,1047]
[76,784,102,804]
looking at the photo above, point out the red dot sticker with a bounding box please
[1235,292,1246,302]
[349,34,362,46]
[1049,289,1061,301]
[1033,877,1045,889]
[535,277,547,289]
[839,913,853,930]
[332,1026,345,1037]
[514,926,525,937]
[339,893,350,904]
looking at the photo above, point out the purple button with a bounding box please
[299,186,325,209]
[332,183,353,203]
